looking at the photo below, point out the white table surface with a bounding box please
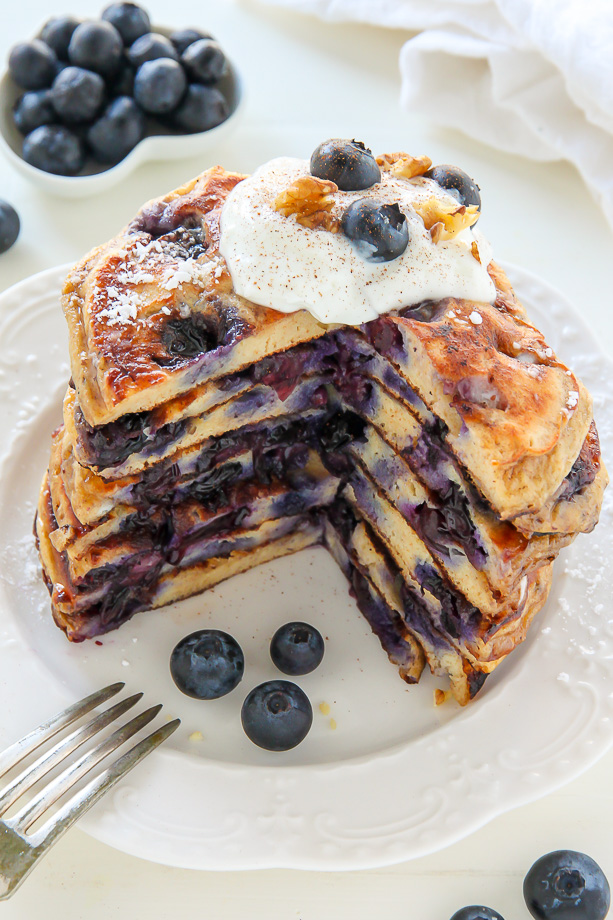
[1,0,613,916]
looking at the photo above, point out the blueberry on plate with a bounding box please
[87,96,145,163]
[68,21,123,78]
[0,201,20,255]
[170,28,213,56]
[524,850,610,920]
[310,139,380,191]
[40,17,80,61]
[270,622,324,676]
[170,629,244,700]
[102,2,151,46]
[181,39,226,85]
[22,124,84,176]
[173,84,229,133]
[341,198,409,263]
[13,90,56,135]
[128,32,179,68]
[450,908,505,920]
[51,66,105,124]
[241,680,313,752]
[426,164,481,210]
[133,58,186,114]
[8,40,58,90]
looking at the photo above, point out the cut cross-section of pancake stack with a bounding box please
[35,164,608,705]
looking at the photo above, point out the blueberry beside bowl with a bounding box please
[0,14,243,196]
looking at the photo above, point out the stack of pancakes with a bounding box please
[35,166,607,704]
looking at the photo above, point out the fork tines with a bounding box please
[0,683,180,900]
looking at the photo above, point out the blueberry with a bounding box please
[524,850,610,920]
[173,84,229,133]
[241,680,312,751]
[13,90,56,135]
[449,909,505,920]
[40,17,80,61]
[51,67,105,124]
[22,125,84,176]
[181,39,226,85]
[341,199,409,263]
[133,58,186,114]
[68,21,123,78]
[270,622,324,676]
[170,629,244,700]
[128,33,178,68]
[310,139,380,191]
[102,3,151,46]
[170,28,213,56]
[87,96,145,163]
[426,164,481,210]
[0,201,20,255]
[8,41,58,90]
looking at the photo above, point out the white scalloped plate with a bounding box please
[0,263,611,870]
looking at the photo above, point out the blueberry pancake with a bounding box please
[35,141,607,704]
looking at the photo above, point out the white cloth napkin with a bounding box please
[262,0,613,229]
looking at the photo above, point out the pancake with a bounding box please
[35,152,607,706]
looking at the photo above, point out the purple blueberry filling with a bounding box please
[160,313,218,363]
[414,562,482,642]
[557,423,600,502]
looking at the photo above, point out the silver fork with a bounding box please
[0,682,180,900]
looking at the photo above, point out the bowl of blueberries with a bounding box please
[0,2,243,196]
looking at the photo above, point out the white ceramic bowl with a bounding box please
[0,26,244,197]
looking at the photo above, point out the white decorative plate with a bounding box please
[0,263,611,870]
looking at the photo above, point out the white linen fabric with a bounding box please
[262,0,613,228]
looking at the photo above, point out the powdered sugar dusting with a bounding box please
[94,238,220,326]
[567,390,579,410]
[96,285,141,326]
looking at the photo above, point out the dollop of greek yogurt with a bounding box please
[219,157,495,325]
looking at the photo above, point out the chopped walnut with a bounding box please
[430,222,444,245]
[376,152,432,179]
[413,196,480,242]
[471,240,481,263]
[274,175,341,232]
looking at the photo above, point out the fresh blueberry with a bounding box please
[8,41,58,90]
[102,3,151,46]
[170,28,213,56]
[51,66,105,124]
[241,680,313,751]
[450,909,504,920]
[87,96,145,163]
[270,622,324,676]
[310,139,380,191]
[133,58,186,114]
[181,39,226,85]
[426,164,481,210]
[0,201,20,255]
[40,17,80,61]
[13,90,56,135]
[128,32,178,68]
[22,125,84,176]
[68,21,123,78]
[173,84,229,133]
[341,198,409,263]
[170,629,244,700]
[524,850,610,920]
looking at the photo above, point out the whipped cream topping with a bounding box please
[219,157,496,325]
